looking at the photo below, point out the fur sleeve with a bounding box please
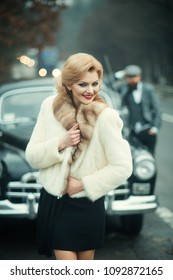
[82,108,133,201]
[25,97,66,169]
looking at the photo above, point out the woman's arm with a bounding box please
[81,109,133,201]
[25,98,80,169]
[25,98,64,169]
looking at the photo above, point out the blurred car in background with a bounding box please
[0,79,55,219]
[0,78,158,234]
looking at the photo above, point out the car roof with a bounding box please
[0,78,55,96]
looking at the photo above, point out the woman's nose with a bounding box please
[86,85,94,93]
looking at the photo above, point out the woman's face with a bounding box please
[68,70,100,106]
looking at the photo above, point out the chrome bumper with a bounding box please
[0,178,41,219]
[0,193,38,219]
[0,179,158,218]
[105,192,158,215]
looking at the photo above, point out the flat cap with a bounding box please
[124,65,142,76]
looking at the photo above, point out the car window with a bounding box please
[1,88,53,123]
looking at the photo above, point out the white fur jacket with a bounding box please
[25,94,132,201]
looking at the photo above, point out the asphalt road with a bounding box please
[0,96,173,261]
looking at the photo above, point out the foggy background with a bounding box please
[0,0,173,85]
[1,0,173,261]
[57,0,173,85]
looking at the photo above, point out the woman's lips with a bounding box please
[82,94,93,100]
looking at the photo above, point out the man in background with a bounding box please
[115,65,161,155]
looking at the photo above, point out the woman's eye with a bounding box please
[93,82,99,87]
[79,83,87,87]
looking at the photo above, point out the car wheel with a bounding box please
[120,214,144,235]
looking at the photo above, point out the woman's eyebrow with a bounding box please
[78,80,99,83]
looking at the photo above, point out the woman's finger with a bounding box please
[70,123,79,131]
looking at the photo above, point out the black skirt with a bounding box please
[37,188,105,257]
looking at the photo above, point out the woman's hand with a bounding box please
[58,123,81,151]
[66,176,84,195]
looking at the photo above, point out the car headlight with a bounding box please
[133,151,156,180]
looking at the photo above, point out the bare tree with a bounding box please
[0,0,65,82]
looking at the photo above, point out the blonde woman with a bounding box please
[25,53,132,260]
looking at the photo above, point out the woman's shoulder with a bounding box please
[41,95,56,106]
[40,95,56,112]
[98,107,123,128]
[100,106,120,119]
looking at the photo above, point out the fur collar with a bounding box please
[53,92,108,160]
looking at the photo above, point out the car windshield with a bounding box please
[0,88,53,124]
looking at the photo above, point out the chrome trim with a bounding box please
[21,172,40,183]
[7,181,41,200]
[105,195,158,215]
[0,195,38,219]
[7,192,40,199]
[1,176,158,218]
[8,181,42,189]
[0,175,42,218]
[108,189,130,196]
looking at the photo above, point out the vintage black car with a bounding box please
[0,78,158,234]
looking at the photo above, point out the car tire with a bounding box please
[120,214,144,235]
